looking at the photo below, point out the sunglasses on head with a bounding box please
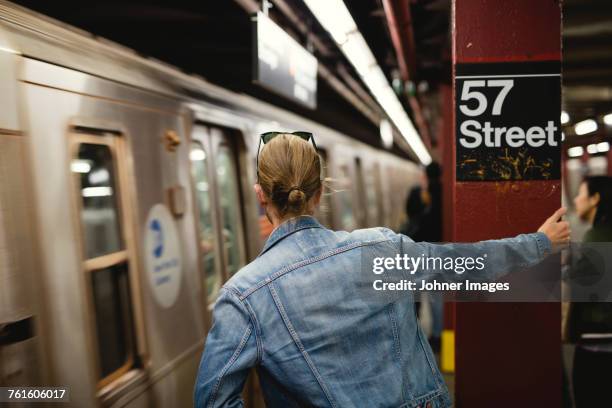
[260,131,317,146]
[256,131,318,180]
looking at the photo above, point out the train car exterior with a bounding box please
[0,2,420,407]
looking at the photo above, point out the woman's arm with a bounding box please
[399,232,551,283]
[392,208,569,283]
[194,289,258,408]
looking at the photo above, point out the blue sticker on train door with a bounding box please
[144,204,182,308]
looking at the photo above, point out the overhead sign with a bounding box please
[455,62,561,181]
[253,12,318,109]
[144,204,182,308]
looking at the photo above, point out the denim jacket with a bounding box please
[194,216,551,408]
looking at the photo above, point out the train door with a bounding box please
[22,60,205,406]
[334,159,356,231]
[365,161,384,227]
[190,126,223,312]
[390,166,405,230]
[354,157,368,228]
[190,124,258,407]
[314,148,333,228]
[385,166,399,230]
[0,133,42,388]
[69,130,143,390]
[189,124,247,311]
[211,127,247,278]
[380,164,394,228]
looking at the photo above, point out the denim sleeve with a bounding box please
[194,288,259,408]
[395,231,552,283]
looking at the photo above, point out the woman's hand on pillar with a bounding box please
[538,207,571,250]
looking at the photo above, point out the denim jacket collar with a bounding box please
[259,215,324,256]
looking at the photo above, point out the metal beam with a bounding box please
[382,0,433,149]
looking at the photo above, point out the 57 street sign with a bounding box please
[455,62,561,181]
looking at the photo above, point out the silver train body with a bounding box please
[0,2,420,407]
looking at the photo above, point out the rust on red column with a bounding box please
[452,0,562,406]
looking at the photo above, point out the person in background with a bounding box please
[423,162,442,243]
[402,186,427,242]
[422,162,443,351]
[569,176,612,407]
[402,162,442,243]
[402,164,444,351]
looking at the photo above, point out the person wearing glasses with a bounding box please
[194,132,569,408]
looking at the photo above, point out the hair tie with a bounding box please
[288,186,302,194]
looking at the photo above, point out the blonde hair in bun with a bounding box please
[258,134,321,217]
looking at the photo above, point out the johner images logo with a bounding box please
[150,219,164,259]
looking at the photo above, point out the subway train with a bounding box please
[0,3,421,407]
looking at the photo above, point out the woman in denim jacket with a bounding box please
[195,133,569,408]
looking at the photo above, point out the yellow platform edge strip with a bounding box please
[441,329,455,373]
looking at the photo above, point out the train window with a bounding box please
[337,163,356,231]
[72,138,136,388]
[90,264,134,379]
[190,142,221,300]
[75,144,122,259]
[215,144,245,276]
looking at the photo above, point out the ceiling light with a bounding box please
[561,111,569,125]
[597,141,610,153]
[567,146,584,158]
[574,119,598,136]
[302,0,355,44]
[603,113,612,126]
[303,0,431,164]
[587,144,598,154]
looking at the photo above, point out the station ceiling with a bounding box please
[15,1,607,149]
[563,0,612,125]
[11,0,451,159]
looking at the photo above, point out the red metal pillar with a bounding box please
[438,83,454,244]
[452,1,562,407]
[607,145,612,176]
[437,83,456,372]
